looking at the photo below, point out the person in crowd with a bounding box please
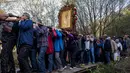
[89,34,95,64]
[104,37,112,64]
[76,34,85,64]
[57,30,67,69]
[95,38,102,62]
[80,35,86,64]
[111,37,117,53]
[17,12,33,73]
[84,35,91,64]
[115,39,123,52]
[34,19,49,73]
[29,20,38,72]
[63,32,71,68]
[119,37,124,46]
[59,30,67,69]
[123,36,127,52]
[110,37,117,61]
[46,27,54,73]
[114,39,123,61]
[68,33,79,68]
[99,37,105,62]
[77,34,83,51]
[0,15,19,73]
[125,35,130,52]
[53,29,64,71]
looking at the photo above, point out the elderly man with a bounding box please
[17,13,33,73]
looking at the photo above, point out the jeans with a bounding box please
[60,49,66,67]
[80,50,85,64]
[55,52,63,69]
[38,47,47,73]
[29,49,38,71]
[74,50,83,64]
[1,36,16,73]
[69,50,78,67]
[95,48,101,62]
[105,51,110,64]
[86,50,91,63]
[96,48,101,57]
[48,54,53,72]
[90,48,95,63]
[18,44,32,73]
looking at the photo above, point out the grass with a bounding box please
[91,57,130,73]
[92,62,119,73]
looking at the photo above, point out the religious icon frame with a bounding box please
[58,4,74,31]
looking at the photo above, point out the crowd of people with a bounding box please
[0,13,130,73]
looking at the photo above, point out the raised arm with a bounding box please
[0,14,8,20]
[19,20,33,30]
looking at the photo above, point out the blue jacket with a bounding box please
[54,30,64,52]
[18,19,33,46]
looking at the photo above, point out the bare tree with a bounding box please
[76,0,126,36]
[2,0,63,26]
[2,0,127,36]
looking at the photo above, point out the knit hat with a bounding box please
[22,12,30,19]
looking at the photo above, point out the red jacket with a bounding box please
[46,33,54,54]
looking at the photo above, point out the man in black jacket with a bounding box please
[104,37,112,64]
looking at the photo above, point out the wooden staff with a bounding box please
[0,14,9,20]
[5,17,20,21]
[0,14,20,21]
